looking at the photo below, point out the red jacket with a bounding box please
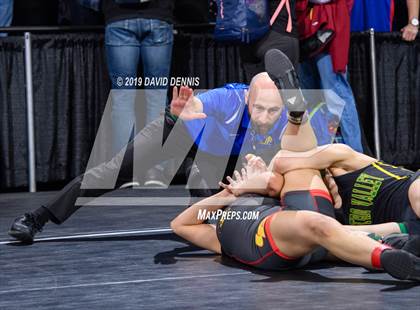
[296,0,354,73]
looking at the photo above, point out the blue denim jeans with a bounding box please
[0,0,13,37]
[105,18,173,153]
[299,53,363,152]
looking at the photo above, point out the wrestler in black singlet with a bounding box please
[216,192,335,270]
[333,161,420,225]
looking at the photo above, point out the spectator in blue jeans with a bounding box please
[298,52,363,152]
[102,0,174,154]
[105,18,174,153]
[78,0,174,186]
[296,0,363,153]
[0,0,13,37]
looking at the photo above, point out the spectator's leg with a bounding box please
[241,30,299,84]
[297,58,321,90]
[0,0,13,37]
[138,18,176,186]
[315,53,363,152]
[255,30,300,68]
[140,18,174,124]
[105,19,141,154]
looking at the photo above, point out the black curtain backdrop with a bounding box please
[348,32,420,167]
[348,33,374,155]
[0,34,109,191]
[0,32,419,190]
[0,38,27,190]
[172,33,245,89]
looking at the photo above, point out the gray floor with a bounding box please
[0,189,419,310]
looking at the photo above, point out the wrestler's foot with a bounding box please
[381,249,420,281]
[382,234,420,257]
[264,48,307,124]
[8,213,43,243]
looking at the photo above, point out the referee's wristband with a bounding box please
[168,113,178,122]
[165,106,179,123]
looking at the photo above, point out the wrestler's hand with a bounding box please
[401,24,418,42]
[325,170,342,209]
[245,156,283,197]
[219,157,271,196]
[170,86,207,120]
[245,154,268,174]
[219,169,249,196]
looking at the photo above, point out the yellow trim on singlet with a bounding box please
[255,217,267,248]
[371,161,409,181]
[308,102,324,120]
[308,102,340,144]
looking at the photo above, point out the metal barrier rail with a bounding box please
[23,32,36,192]
[0,23,216,33]
[369,29,381,159]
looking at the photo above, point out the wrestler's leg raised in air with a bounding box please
[264,48,317,152]
[280,114,318,152]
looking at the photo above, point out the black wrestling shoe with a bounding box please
[381,249,420,281]
[8,213,43,243]
[264,49,307,124]
[382,234,420,257]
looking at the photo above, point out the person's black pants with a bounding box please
[240,30,300,83]
[43,114,245,224]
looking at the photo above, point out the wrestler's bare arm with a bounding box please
[171,189,236,254]
[345,222,401,236]
[271,144,377,174]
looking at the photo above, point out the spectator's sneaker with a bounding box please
[144,167,168,188]
[119,182,140,189]
[381,249,420,281]
[8,213,43,243]
[264,48,307,124]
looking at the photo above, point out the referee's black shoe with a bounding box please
[8,213,43,243]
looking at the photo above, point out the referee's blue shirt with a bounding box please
[183,84,333,157]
